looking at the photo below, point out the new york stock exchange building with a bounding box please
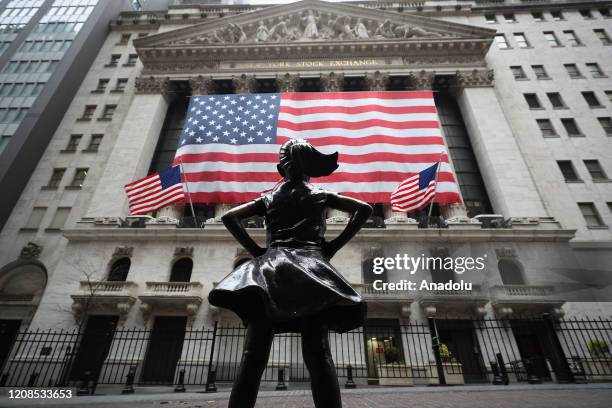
[0,0,611,391]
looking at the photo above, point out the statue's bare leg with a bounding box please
[228,320,274,408]
[301,321,342,408]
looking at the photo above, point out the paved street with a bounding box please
[2,384,612,408]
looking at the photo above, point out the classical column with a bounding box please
[86,76,172,218]
[452,69,548,217]
[365,71,389,91]
[276,73,300,92]
[320,72,344,91]
[232,74,257,94]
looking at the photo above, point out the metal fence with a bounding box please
[1,317,611,388]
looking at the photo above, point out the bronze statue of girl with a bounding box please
[209,139,372,408]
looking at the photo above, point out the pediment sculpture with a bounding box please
[168,9,450,46]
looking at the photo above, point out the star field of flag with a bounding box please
[180,93,281,146]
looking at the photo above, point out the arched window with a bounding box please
[107,258,130,281]
[429,260,455,284]
[170,258,192,282]
[362,258,387,284]
[498,259,525,285]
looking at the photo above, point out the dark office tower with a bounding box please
[0,0,170,230]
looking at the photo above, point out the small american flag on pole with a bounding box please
[175,91,462,205]
[124,166,185,215]
[390,162,440,212]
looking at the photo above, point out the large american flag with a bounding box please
[174,91,462,206]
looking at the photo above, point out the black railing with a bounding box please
[1,317,611,388]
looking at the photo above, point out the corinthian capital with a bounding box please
[320,72,344,92]
[454,69,495,88]
[365,71,389,91]
[408,70,435,90]
[189,75,216,95]
[134,76,172,95]
[276,73,300,92]
[232,74,257,93]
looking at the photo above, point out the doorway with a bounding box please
[363,319,403,384]
[141,316,187,384]
[437,319,487,383]
[510,319,571,382]
[0,320,21,370]
[69,315,118,383]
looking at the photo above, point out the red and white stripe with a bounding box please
[175,91,462,206]
[124,172,184,215]
[390,173,437,213]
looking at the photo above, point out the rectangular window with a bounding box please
[551,11,564,21]
[48,207,70,230]
[124,54,138,66]
[63,134,81,152]
[584,160,608,180]
[510,65,527,79]
[557,161,580,181]
[495,34,509,49]
[485,14,497,23]
[547,92,566,108]
[113,78,128,92]
[594,29,612,45]
[598,117,612,136]
[564,63,583,78]
[69,168,88,188]
[86,134,103,152]
[600,8,611,18]
[524,93,542,108]
[532,65,550,79]
[24,207,46,230]
[46,168,65,188]
[532,12,545,21]
[586,63,605,77]
[514,33,530,48]
[563,30,582,46]
[606,91,612,104]
[504,13,516,23]
[582,91,602,107]
[98,104,116,121]
[118,33,131,44]
[579,9,593,19]
[79,105,96,120]
[537,119,557,137]
[578,203,606,227]
[0,84,12,97]
[107,54,120,67]
[93,78,109,93]
[543,31,561,46]
[0,135,11,154]
[561,118,582,136]
[8,83,24,97]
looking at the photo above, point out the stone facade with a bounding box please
[0,0,610,334]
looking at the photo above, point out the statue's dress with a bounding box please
[208,181,366,333]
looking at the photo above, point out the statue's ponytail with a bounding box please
[277,139,338,180]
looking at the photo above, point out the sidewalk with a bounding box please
[2,384,612,408]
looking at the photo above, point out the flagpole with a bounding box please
[178,161,197,222]
[427,153,444,217]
